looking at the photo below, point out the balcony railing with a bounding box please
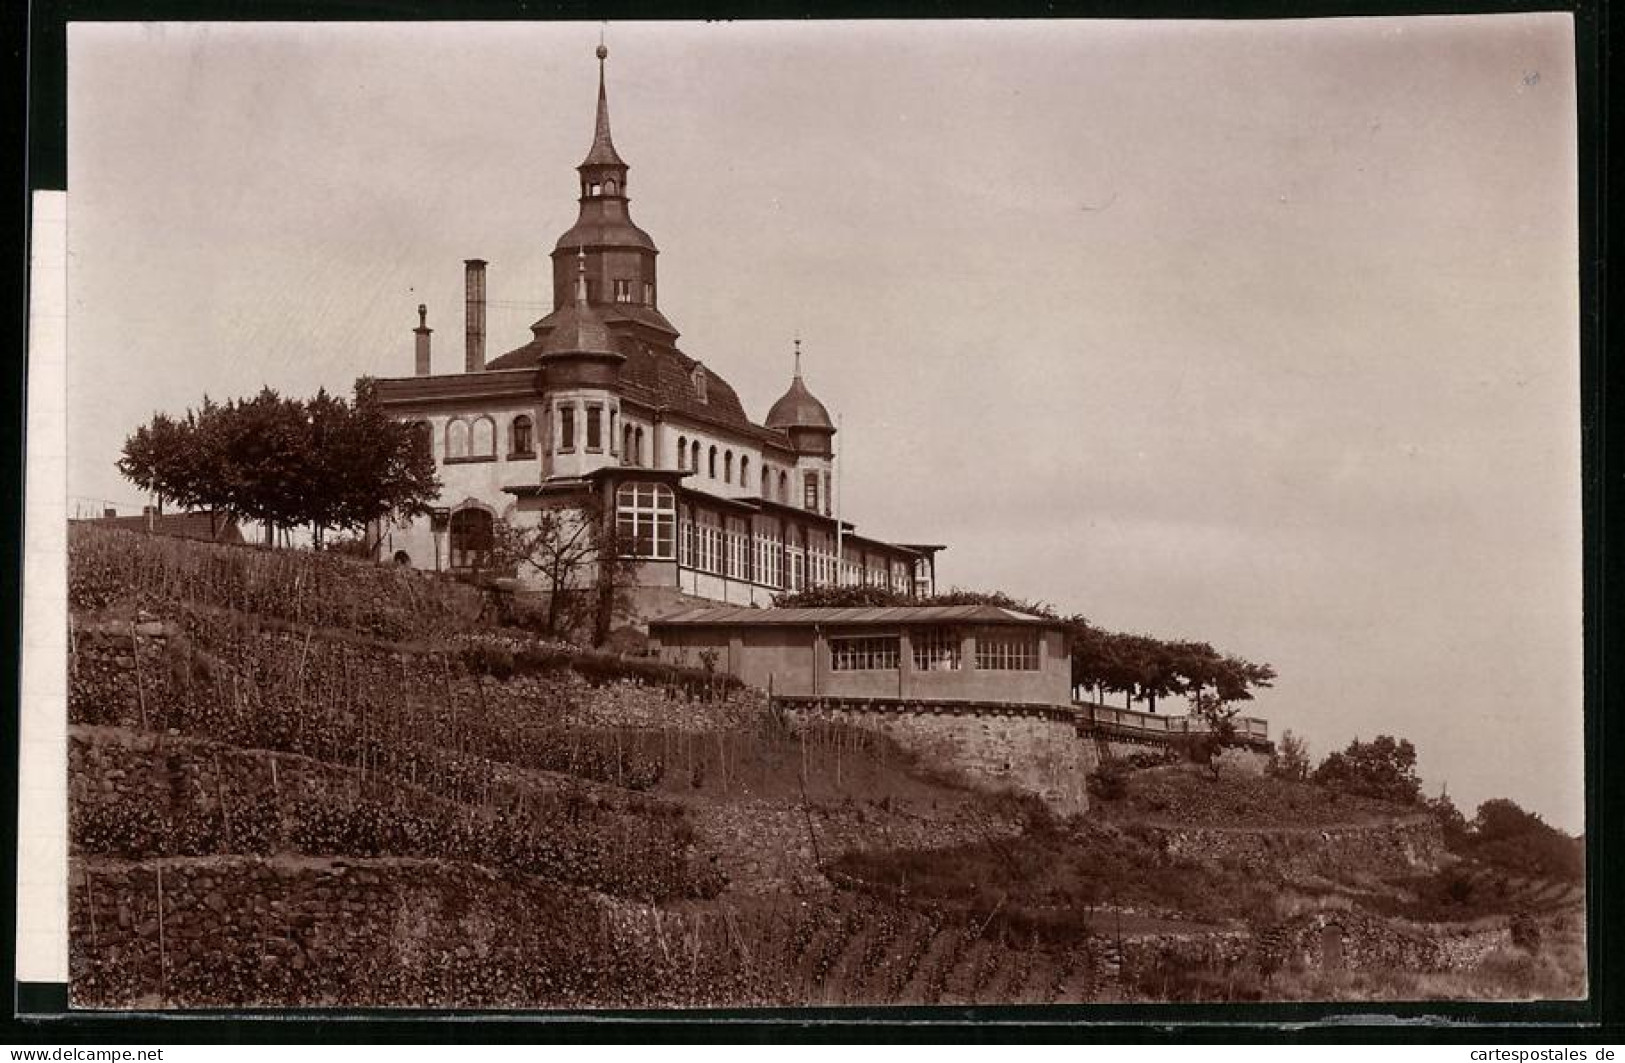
[1074,702,1269,742]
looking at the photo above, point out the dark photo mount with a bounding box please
[7,0,1618,1044]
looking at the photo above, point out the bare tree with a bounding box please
[492,505,639,645]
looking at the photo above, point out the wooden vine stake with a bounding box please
[129,621,148,730]
[155,866,169,1005]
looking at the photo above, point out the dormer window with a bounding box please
[691,365,708,403]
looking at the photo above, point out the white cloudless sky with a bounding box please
[66,17,1583,829]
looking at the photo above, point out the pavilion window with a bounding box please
[677,436,688,471]
[586,405,603,451]
[708,446,718,479]
[724,451,734,484]
[691,440,701,472]
[614,279,633,303]
[615,482,675,560]
[804,472,819,513]
[740,456,750,491]
[975,631,1040,671]
[559,405,576,452]
[645,282,656,305]
[829,636,900,672]
[912,628,962,672]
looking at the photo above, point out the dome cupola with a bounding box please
[767,341,836,456]
[540,249,625,388]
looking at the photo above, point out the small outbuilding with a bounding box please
[647,605,1072,705]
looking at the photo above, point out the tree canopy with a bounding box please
[118,379,439,544]
[1311,734,1424,805]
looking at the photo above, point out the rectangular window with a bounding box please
[614,279,633,303]
[804,472,820,513]
[975,632,1040,671]
[586,405,603,451]
[830,636,900,672]
[912,628,962,672]
[559,405,575,451]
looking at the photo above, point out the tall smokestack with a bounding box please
[413,304,432,376]
[464,259,487,373]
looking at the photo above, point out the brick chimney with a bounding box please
[464,259,487,373]
[413,304,432,376]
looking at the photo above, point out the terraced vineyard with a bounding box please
[66,524,1586,1008]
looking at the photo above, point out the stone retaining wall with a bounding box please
[779,699,1092,816]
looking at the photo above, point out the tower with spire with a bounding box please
[540,43,676,346]
[373,41,943,605]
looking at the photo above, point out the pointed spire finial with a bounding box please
[581,36,625,168]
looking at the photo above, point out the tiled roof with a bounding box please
[485,330,794,449]
[650,605,1059,628]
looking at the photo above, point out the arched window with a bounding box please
[510,415,534,456]
[624,424,635,465]
[449,508,494,571]
[724,451,734,484]
[761,466,771,496]
[471,416,496,457]
[635,427,645,465]
[446,419,469,459]
[615,482,675,560]
[605,178,618,195]
[677,436,687,471]
[740,456,750,491]
[691,440,701,472]
[708,446,718,478]
[778,471,789,502]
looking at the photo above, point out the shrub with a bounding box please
[1087,757,1132,801]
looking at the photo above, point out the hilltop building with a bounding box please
[374,47,941,615]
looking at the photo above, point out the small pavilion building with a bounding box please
[647,605,1073,705]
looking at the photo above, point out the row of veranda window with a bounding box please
[827,631,1040,672]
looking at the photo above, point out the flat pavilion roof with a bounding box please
[648,604,1060,628]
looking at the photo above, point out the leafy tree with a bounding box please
[1311,735,1424,805]
[1463,798,1583,880]
[117,380,438,548]
[1425,789,1471,849]
[1189,692,1240,778]
[1271,729,1311,782]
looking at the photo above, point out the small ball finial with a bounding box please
[597,43,608,61]
[417,304,427,327]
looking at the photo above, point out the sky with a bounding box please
[65,18,1583,830]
